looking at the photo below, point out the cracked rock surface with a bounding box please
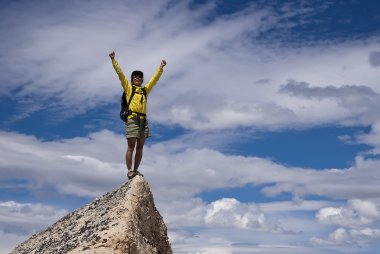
[11,175,172,254]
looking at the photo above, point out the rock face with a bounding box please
[11,175,172,254]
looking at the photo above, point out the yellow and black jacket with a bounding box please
[112,59,163,119]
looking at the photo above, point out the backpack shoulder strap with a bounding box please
[121,91,127,107]
[142,87,147,97]
[127,86,136,107]
[121,86,136,108]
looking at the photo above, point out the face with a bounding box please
[132,75,143,86]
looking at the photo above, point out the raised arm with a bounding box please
[109,51,129,89]
[145,59,167,94]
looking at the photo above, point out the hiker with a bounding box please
[109,51,166,179]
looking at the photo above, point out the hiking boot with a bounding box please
[127,170,138,179]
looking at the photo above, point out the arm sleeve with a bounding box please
[112,59,130,90]
[144,67,163,95]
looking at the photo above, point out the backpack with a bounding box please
[120,86,147,122]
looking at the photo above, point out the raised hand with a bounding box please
[160,59,167,68]
[109,51,115,61]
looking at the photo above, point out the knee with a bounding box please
[136,143,144,151]
[127,144,135,153]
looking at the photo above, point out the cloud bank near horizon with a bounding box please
[1,128,380,252]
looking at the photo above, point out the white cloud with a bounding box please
[0,201,67,235]
[0,231,28,254]
[169,224,330,254]
[0,198,328,254]
[311,199,380,251]
[0,201,68,252]
[311,228,352,246]
[350,227,380,241]
[1,0,380,130]
[171,228,329,254]
[2,128,380,205]
[3,129,380,251]
[311,227,380,247]
[316,199,380,228]
[204,198,276,231]
[2,1,380,253]
[259,200,337,213]
[346,120,380,155]
[0,130,127,197]
[280,81,379,110]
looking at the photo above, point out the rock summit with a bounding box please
[11,175,172,254]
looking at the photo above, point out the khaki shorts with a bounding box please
[125,117,150,139]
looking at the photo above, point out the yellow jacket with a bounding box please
[112,59,163,119]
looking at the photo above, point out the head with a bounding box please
[131,70,144,86]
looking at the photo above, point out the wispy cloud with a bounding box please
[0,201,68,253]
[279,81,380,126]
[1,128,380,203]
[1,0,379,130]
[0,201,67,235]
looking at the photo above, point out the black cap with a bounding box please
[131,70,143,80]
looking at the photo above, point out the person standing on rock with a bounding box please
[109,51,166,179]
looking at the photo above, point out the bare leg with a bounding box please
[126,138,136,171]
[133,136,146,171]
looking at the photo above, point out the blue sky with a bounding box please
[1,0,380,253]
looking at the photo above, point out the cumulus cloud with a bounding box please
[311,228,352,246]
[311,199,380,251]
[316,199,380,228]
[311,227,380,247]
[204,198,279,232]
